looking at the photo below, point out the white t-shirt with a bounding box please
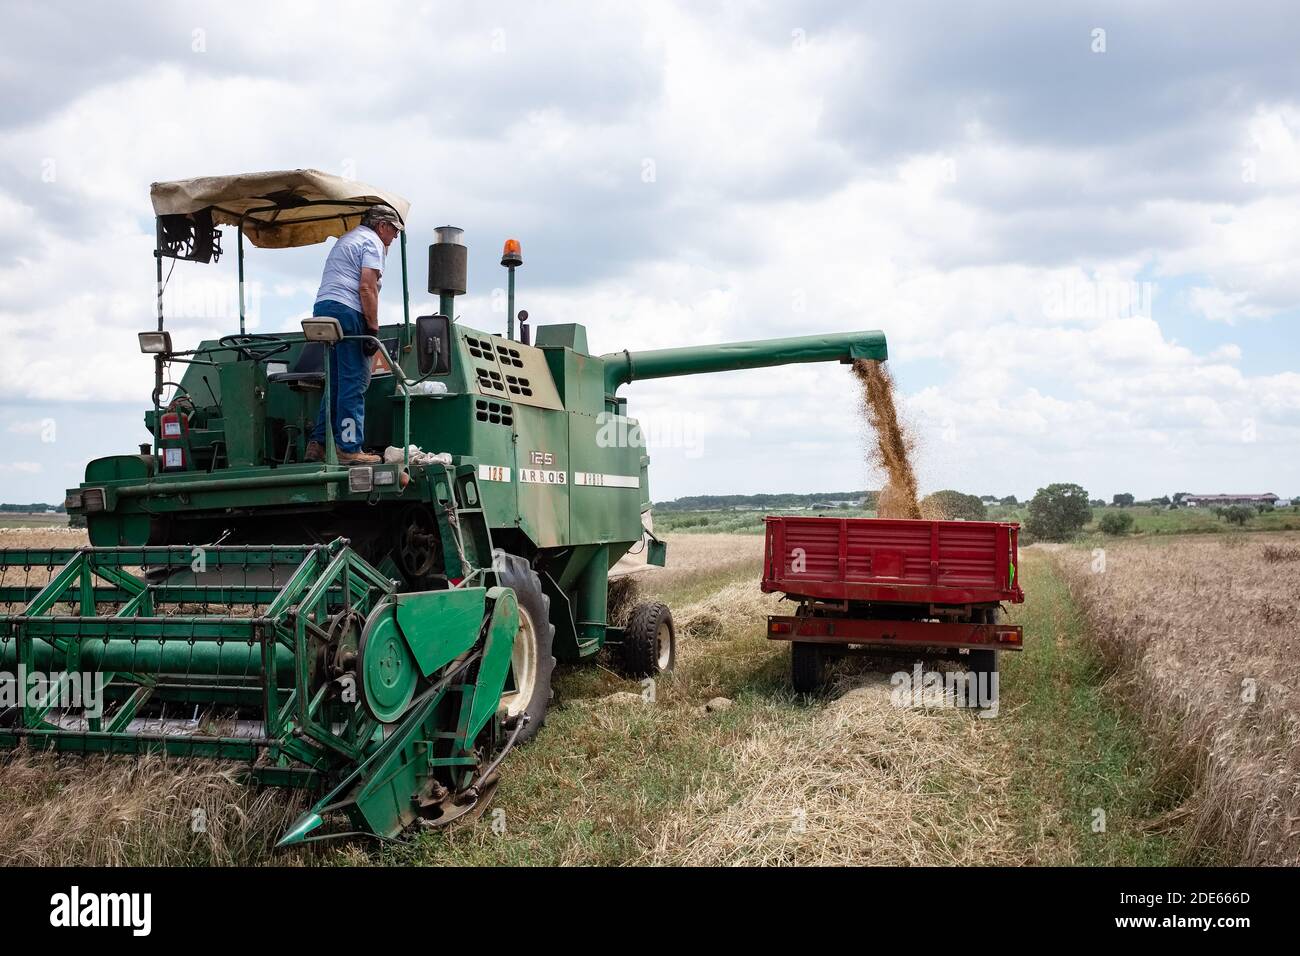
[315,225,385,312]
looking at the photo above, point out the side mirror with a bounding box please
[416,314,451,375]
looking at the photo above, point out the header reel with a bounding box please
[0,537,525,845]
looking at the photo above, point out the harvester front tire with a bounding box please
[791,641,824,693]
[493,552,556,744]
[618,601,676,678]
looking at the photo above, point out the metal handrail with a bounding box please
[328,334,438,471]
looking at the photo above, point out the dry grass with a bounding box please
[642,540,1019,866]
[648,679,1014,865]
[0,527,86,545]
[644,533,764,594]
[0,527,304,865]
[0,750,303,866]
[606,575,642,627]
[671,581,782,648]
[1262,544,1300,563]
[0,527,89,613]
[1051,533,1300,865]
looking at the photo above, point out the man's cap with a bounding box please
[362,205,404,231]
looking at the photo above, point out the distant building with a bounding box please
[1184,493,1279,508]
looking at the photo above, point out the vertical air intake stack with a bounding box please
[428,225,467,319]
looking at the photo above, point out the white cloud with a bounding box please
[1,2,1299,503]
[7,419,50,435]
[1188,286,1275,325]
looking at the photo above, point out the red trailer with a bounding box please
[761,515,1025,692]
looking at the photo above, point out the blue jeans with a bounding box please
[309,299,371,453]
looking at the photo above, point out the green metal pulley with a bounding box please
[358,603,419,723]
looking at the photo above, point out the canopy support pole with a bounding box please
[153,216,164,457]
[237,227,247,336]
[400,230,411,352]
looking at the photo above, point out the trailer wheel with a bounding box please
[617,601,676,678]
[791,641,824,693]
[493,552,556,744]
[965,607,1000,709]
[964,649,999,709]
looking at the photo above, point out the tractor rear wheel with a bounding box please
[493,552,556,744]
[790,641,824,693]
[617,601,676,678]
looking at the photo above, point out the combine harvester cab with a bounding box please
[1,168,890,845]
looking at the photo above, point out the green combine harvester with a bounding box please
[0,170,887,845]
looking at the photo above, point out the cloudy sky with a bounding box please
[1,1,1297,504]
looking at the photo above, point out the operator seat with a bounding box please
[268,343,325,390]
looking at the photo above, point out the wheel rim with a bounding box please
[500,604,538,718]
[656,620,672,670]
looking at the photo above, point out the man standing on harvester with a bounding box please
[305,205,403,464]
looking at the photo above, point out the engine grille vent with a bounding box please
[475,366,506,391]
[505,374,533,397]
[475,399,513,426]
[495,343,525,368]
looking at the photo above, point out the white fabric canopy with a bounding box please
[149,169,412,249]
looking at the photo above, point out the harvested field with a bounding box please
[0,527,86,548]
[639,532,764,595]
[1049,533,1300,865]
[647,680,1017,865]
[0,526,1194,866]
[0,528,93,613]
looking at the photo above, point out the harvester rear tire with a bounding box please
[493,552,556,745]
[791,641,824,693]
[617,601,676,678]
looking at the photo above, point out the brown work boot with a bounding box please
[337,449,381,464]
[304,441,325,462]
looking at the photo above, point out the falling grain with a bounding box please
[852,359,920,519]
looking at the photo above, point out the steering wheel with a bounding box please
[219,333,293,363]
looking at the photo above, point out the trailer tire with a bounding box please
[493,552,556,744]
[617,601,676,678]
[965,607,1000,710]
[791,641,824,693]
[964,649,999,709]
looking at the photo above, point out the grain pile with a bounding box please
[852,360,921,518]
[1052,534,1300,865]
